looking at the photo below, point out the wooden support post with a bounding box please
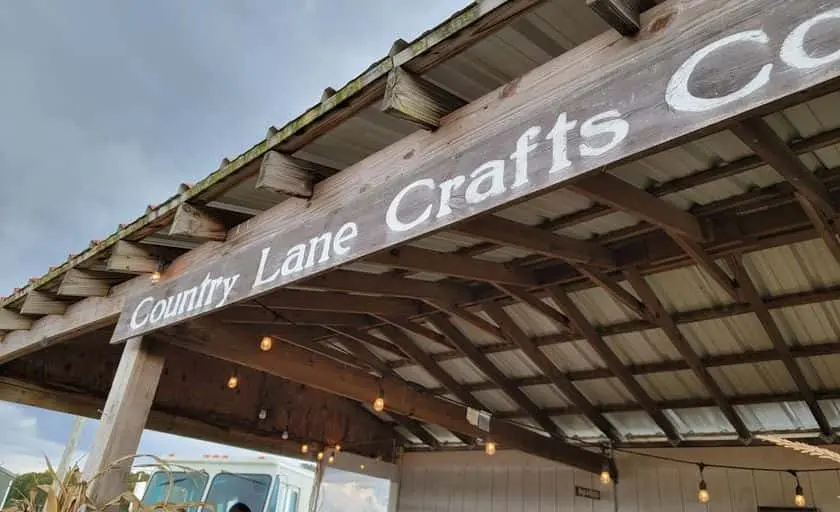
[83,336,165,505]
[257,151,336,198]
[57,269,114,298]
[0,309,32,331]
[164,320,607,473]
[624,268,752,442]
[168,203,227,241]
[728,255,834,440]
[570,173,703,240]
[20,291,66,316]
[587,0,641,36]
[547,288,682,443]
[106,241,160,274]
[453,215,615,267]
[731,117,836,217]
[481,303,622,441]
[381,66,466,130]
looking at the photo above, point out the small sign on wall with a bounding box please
[575,486,601,500]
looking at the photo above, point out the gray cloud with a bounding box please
[0,0,466,294]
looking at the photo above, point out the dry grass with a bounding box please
[1,455,213,512]
[757,434,840,466]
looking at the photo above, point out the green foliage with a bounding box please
[3,472,52,508]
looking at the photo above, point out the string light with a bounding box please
[334,444,342,453]
[360,464,366,470]
[485,441,497,456]
[150,271,161,284]
[226,375,239,389]
[328,454,335,464]
[300,443,309,454]
[790,470,806,507]
[600,464,612,485]
[697,463,710,504]
[317,451,325,461]
[260,336,273,351]
[281,429,289,441]
[373,389,385,412]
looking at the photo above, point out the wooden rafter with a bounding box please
[380,66,466,130]
[624,267,752,442]
[164,320,607,472]
[391,413,441,448]
[215,307,374,327]
[253,290,422,316]
[20,291,66,316]
[796,192,840,267]
[0,309,32,331]
[257,151,336,198]
[728,255,834,439]
[668,234,740,301]
[493,285,574,332]
[481,303,622,441]
[547,288,682,442]
[57,269,115,298]
[572,265,650,320]
[731,117,836,217]
[168,203,227,242]
[299,270,474,304]
[424,315,565,440]
[586,0,640,36]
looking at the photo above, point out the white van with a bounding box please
[136,456,314,512]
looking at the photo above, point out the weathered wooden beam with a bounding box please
[300,269,474,304]
[83,336,165,505]
[257,151,337,198]
[571,173,702,240]
[494,285,574,332]
[728,255,834,440]
[270,327,376,370]
[381,66,466,130]
[669,235,740,301]
[254,289,422,317]
[732,117,836,217]
[624,267,752,442]
[482,303,622,441]
[106,241,160,274]
[368,247,537,286]
[425,315,564,439]
[391,413,442,448]
[0,309,32,331]
[587,0,640,36]
[796,192,840,267]
[573,265,650,320]
[328,329,399,378]
[378,316,454,350]
[57,269,114,298]
[168,203,227,241]
[166,320,607,472]
[20,291,67,316]
[214,307,374,327]
[548,287,682,443]
[454,215,615,267]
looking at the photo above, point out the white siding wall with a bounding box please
[397,446,840,511]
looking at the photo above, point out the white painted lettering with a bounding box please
[253,248,282,287]
[129,297,154,329]
[386,178,435,232]
[163,295,183,319]
[306,232,333,269]
[205,277,223,307]
[466,160,507,204]
[579,110,629,157]
[437,175,466,219]
[781,8,840,69]
[333,222,358,255]
[217,274,240,307]
[197,273,213,304]
[547,113,577,174]
[149,299,166,324]
[282,244,306,275]
[178,287,198,315]
[667,30,772,112]
[510,126,541,188]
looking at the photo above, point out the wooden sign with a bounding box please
[575,486,601,500]
[112,0,840,343]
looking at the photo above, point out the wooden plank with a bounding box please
[482,303,622,441]
[381,66,466,130]
[168,203,227,241]
[299,269,474,304]
[454,215,615,267]
[547,287,682,442]
[106,241,159,274]
[254,289,421,316]
[494,285,575,331]
[587,0,640,36]
[796,192,840,267]
[257,151,336,198]
[624,267,752,442]
[368,247,537,286]
[112,0,840,343]
[214,306,374,327]
[20,291,67,316]
[57,269,114,298]
[732,117,836,217]
[425,315,565,439]
[0,309,32,331]
[165,319,607,472]
[83,336,165,505]
[570,173,703,240]
[728,255,834,439]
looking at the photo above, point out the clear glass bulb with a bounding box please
[373,396,385,412]
[600,470,612,485]
[226,375,239,389]
[260,336,273,351]
[795,493,806,507]
[485,441,497,456]
[300,444,309,454]
[317,452,324,461]
[698,480,710,504]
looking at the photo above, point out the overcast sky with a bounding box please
[0,0,467,485]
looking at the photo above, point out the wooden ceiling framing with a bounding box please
[2,0,840,475]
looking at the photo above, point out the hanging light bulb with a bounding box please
[328,454,335,464]
[334,444,342,453]
[226,375,239,389]
[259,336,273,351]
[359,464,366,470]
[281,429,289,441]
[150,271,161,284]
[317,451,325,461]
[485,441,497,456]
[791,471,806,507]
[600,465,612,485]
[372,389,385,412]
[697,464,710,504]
[300,443,309,454]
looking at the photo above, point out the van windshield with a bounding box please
[142,471,209,507]
[203,473,272,512]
